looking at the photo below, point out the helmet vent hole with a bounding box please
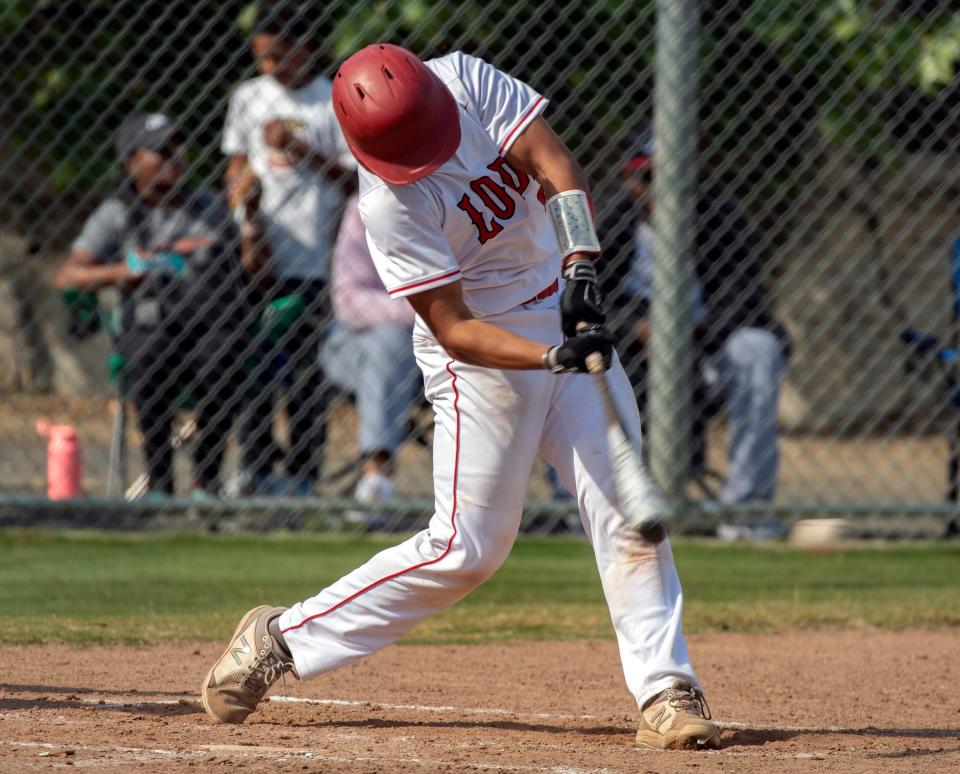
[382,66,394,80]
[354,86,365,100]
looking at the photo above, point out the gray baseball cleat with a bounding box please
[636,679,721,750]
[201,605,297,723]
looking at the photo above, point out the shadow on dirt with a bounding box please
[288,716,633,738]
[724,726,960,747]
[0,683,189,698]
[867,747,960,760]
[0,693,200,717]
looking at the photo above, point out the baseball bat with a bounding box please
[585,352,668,543]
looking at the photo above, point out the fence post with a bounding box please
[649,0,699,512]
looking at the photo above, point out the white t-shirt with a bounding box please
[357,52,557,318]
[222,74,356,280]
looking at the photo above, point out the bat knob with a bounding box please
[639,521,668,544]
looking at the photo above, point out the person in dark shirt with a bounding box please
[56,113,261,496]
[600,136,788,503]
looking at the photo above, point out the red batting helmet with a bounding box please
[333,43,461,185]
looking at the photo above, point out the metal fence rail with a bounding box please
[1,0,960,534]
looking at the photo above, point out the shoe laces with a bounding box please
[665,682,712,720]
[242,635,295,698]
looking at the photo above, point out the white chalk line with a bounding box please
[3,739,597,772]
[2,692,601,720]
[270,694,601,721]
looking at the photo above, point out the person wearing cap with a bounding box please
[56,113,262,496]
[222,1,357,494]
[600,134,788,504]
[202,44,719,751]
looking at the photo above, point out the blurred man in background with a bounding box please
[601,134,788,503]
[56,113,258,497]
[322,194,421,524]
[222,1,356,494]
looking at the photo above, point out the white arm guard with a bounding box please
[546,190,601,259]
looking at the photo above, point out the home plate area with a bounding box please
[1,632,958,772]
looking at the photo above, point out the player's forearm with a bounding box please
[528,150,589,204]
[506,118,596,273]
[505,118,590,202]
[439,318,548,370]
[409,281,550,369]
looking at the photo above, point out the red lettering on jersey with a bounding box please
[537,186,546,206]
[458,159,537,244]
[470,176,516,220]
[457,193,504,244]
[486,157,530,195]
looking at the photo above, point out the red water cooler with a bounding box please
[36,419,83,499]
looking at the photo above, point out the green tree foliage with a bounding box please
[740,0,960,156]
[0,1,249,191]
[1,0,958,237]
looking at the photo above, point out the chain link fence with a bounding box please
[1,0,958,534]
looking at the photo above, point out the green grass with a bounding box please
[1,530,958,644]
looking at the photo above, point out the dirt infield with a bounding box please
[1,630,958,772]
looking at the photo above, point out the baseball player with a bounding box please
[202,44,719,750]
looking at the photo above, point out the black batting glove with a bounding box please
[560,258,605,338]
[543,324,614,374]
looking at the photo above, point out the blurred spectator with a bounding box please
[55,113,257,497]
[322,195,420,523]
[222,1,356,494]
[601,135,788,503]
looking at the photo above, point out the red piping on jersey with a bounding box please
[498,96,546,154]
[388,269,462,296]
[282,360,462,634]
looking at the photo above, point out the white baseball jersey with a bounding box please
[357,52,559,318]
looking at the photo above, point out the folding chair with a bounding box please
[900,236,960,537]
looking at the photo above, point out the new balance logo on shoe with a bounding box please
[230,635,252,665]
[649,706,671,731]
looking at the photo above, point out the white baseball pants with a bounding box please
[279,295,700,708]
[704,326,784,503]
